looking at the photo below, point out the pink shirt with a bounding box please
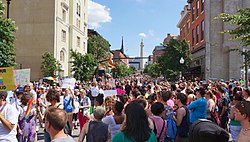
[167,99,175,108]
[150,116,168,142]
[116,88,125,95]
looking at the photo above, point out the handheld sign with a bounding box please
[0,67,15,91]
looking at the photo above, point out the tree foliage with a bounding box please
[129,66,137,75]
[217,8,250,67]
[88,34,110,61]
[158,39,191,80]
[143,64,161,78]
[217,8,250,47]
[70,49,98,81]
[41,52,60,77]
[111,63,136,78]
[0,2,17,67]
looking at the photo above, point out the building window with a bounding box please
[78,5,81,16]
[77,3,80,17]
[192,29,194,46]
[83,42,86,51]
[77,36,80,47]
[183,27,186,37]
[76,18,80,28]
[76,3,79,15]
[196,25,199,43]
[195,60,200,66]
[61,30,66,42]
[192,7,195,21]
[201,20,204,40]
[60,50,65,62]
[62,9,66,22]
[196,0,199,18]
[201,0,204,12]
[187,22,190,34]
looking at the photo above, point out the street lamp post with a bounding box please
[6,0,11,18]
[180,57,185,80]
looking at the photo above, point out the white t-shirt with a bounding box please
[0,103,18,142]
[102,116,121,138]
[29,89,37,103]
[91,86,99,97]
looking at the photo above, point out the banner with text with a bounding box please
[14,68,31,87]
[0,67,15,91]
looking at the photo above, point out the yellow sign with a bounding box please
[0,67,15,91]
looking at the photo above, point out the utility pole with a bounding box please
[6,0,11,18]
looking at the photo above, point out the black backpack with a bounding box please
[189,119,229,142]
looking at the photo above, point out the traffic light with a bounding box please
[148,56,151,61]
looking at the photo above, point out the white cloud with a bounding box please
[139,33,147,38]
[138,30,155,38]
[88,1,112,29]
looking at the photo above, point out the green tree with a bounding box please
[0,2,17,67]
[217,8,250,65]
[217,8,250,86]
[88,34,110,61]
[158,39,191,80]
[217,8,250,47]
[70,49,97,81]
[111,63,135,78]
[129,66,137,74]
[144,64,161,77]
[41,52,60,77]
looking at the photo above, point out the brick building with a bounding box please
[152,34,179,63]
[178,0,205,79]
[152,46,165,63]
[178,0,250,80]
[163,33,179,46]
[112,50,129,66]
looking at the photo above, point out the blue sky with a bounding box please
[88,0,188,57]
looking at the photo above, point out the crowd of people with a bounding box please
[1,75,250,142]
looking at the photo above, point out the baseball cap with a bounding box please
[15,87,24,93]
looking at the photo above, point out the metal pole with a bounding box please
[6,0,11,18]
[245,58,248,88]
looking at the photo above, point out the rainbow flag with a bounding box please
[0,76,3,85]
[108,56,116,69]
[25,97,35,119]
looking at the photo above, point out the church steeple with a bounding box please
[120,36,124,53]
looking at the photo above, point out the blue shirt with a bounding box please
[188,98,207,123]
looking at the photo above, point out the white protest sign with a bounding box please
[103,90,117,98]
[14,68,30,87]
[61,78,76,89]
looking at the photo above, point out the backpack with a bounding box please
[210,105,221,126]
[189,119,229,142]
[166,112,177,140]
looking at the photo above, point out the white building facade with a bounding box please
[8,0,88,80]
